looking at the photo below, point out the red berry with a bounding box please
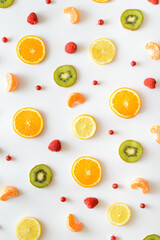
[112,183,118,189]
[111,236,116,240]
[46,0,51,3]
[148,0,159,4]
[84,197,99,209]
[109,130,114,135]
[6,155,12,161]
[131,60,136,66]
[98,19,104,25]
[27,12,38,25]
[60,197,66,202]
[48,139,61,152]
[140,203,145,208]
[2,37,8,43]
[36,85,42,91]
[144,78,156,89]
[65,42,77,54]
[92,80,98,85]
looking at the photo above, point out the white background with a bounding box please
[0,0,160,239]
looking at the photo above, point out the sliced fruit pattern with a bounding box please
[67,214,83,232]
[130,178,149,194]
[150,126,160,143]
[0,186,18,201]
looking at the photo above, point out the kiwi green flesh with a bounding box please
[54,65,77,87]
[30,164,52,188]
[143,235,160,240]
[121,9,143,30]
[119,140,143,163]
[0,0,14,8]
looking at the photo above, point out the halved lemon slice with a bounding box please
[89,38,116,65]
[72,114,97,140]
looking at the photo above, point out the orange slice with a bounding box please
[67,214,83,232]
[71,156,102,188]
[6,73,18,92]
[92,0,110,2]
[64,7,79,24]
[16,35,46,65]
[67,92,85,108]
[130,178,149,194]
[145,42,160,60]
[109,88,141,119]
[0,186,18,201]
[150,126,160,144]
[13,108,44,138]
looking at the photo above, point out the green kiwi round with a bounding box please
[54,65,77,87]
[120,9,144,31]
[143,235,160,240]
[30,164,52,188]
[119,140,143,163]
[0,0,14,8]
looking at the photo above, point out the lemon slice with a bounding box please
[89,38,116,65]
[16,216,41,240]
[72,114,97,140]
[108,202,131,226]
[92,0,110,2]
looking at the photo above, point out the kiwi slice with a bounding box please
[120,9,144,31]
[30,164,52,188]
[0,0,14,8]
[54,65,77,87]
[143,235,160,240]
[119,140,143,163]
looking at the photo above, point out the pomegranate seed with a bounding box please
[109,130,114,135]
[36,85,42,90]
[112,183,118,189]
[131,60,136,67]
[98,19,104,25]
[2,37,8,43]
[6,155,12,161]
[46,0,51,3]
[111,236,116,240]
[140,203,145,209]
[92,80,98,85]
[60,197,66,202]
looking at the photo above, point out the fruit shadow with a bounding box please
[78,9,88,23]
[141,11,149,29]
[125,206,136,227]
[138,91,147,115]
[37,13,46,24]
[61,141,70,151]
[148,180,157,194]
[38,220,47,239]
[38,110,48,137]
[15,74,28,91]
[94,117,104,138]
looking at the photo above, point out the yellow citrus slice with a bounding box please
[109,87,141,118]
[16,216,41,240]
[89,38,116,65]
[16,35,46,65]
[71,156,102,187]
[72,114,97,140]
[92,0,110,2]
[108,202,131,226]
[13,108,44,138]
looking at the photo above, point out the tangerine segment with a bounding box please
[92,0,110,2]
[109,88,141,119]
[67,214,83,232]
[16,35,46,65]
[130,178,149,194]
[64,7,79,24]
[0,186,18,201]
[150,126,160,144]
[145,42,160,60]
[71,156,102,188]
[6,73,18,92]
[13,108,44,138]
[67,92,85,108]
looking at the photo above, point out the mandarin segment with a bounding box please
[67,214,83,232]
[150,126,160,144]
[5,73,18,92]
[92,0,110,2]
[67,92,85,108]
[0,186,18,201]
[64,7,79,24]
[130,178,149,194]
[145,42,160,60]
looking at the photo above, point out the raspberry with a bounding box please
[109,130,114,135]
[147,0,159,4]
[110,236,116,240]
[84,197,99,209]
[6,155,12,161]
[48,140,61,152]
[92,80,98,85]
[36,85,42,90]
[65,42,77,54]
[46,0,51,3]
[27,12,38,25]
[131,60,136,66]
[112,183,118,189]
[144,78,156,89]
[2,37,8,43]
[98,19,104,25]
[60,197,66,202]
[140,203,146,208]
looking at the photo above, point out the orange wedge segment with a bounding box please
[145,42,160,60]
[13,108,44,138]
[0,186,18,201]
[130,178,149,194]
[67,214,83,232]
[5,73,18,92]
[71,156,102,188]
[150,126,160,144]
[67,92,85,108]
[92,0,110,2]
[16,35,46,65]
[109,88,141,119]
[64,7,79,24]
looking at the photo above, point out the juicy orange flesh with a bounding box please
[67,214,83,232]
[112,90,140,116]
[68,93,85,107]
[131,179,149,193]
[18,38,44,62]
[145,43,160,60]
[0,187,18,201]
[150,126,160,143]
[73,159,101,185]
[64,7,79,24]
[14,110,43,137]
